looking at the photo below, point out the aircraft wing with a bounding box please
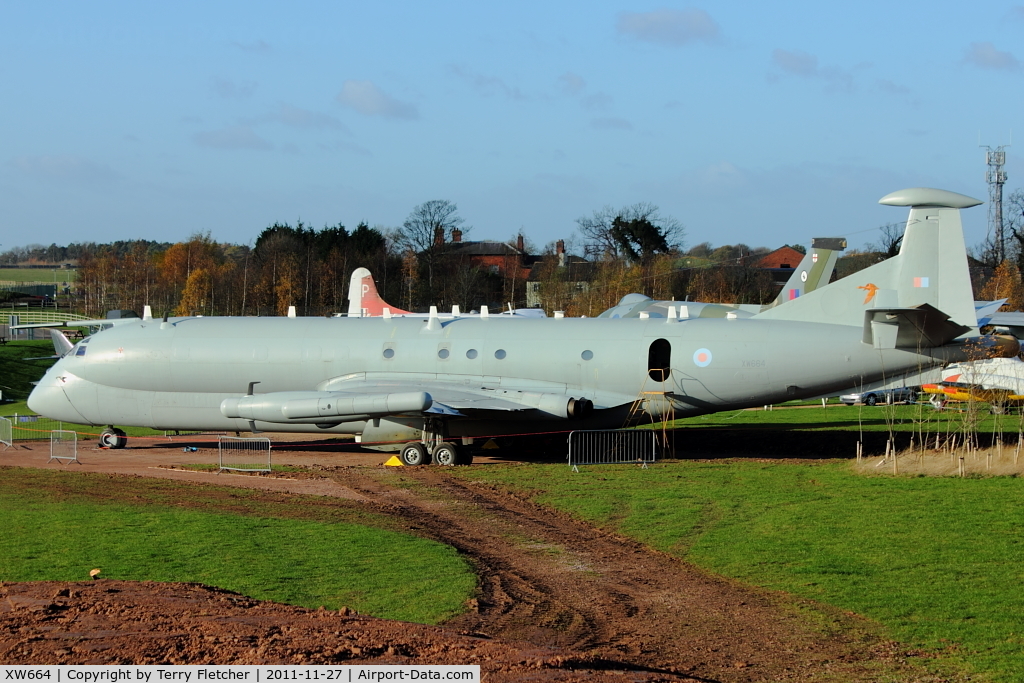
[10,318,139,332]
[221,375,617,426]
[986,310,1024,337]
[322,376,613,417]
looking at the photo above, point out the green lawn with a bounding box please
[460,460,1024,681]
[0,468,476,624]
[0,268,76,283]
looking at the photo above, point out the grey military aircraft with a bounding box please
[27,188,1017,465]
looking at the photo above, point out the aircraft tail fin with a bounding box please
[49,329,74,357]
[755,188,982,347]
[346,267,414,317]
[762,237,846,311]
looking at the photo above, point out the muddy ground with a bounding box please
[0,436,956,681]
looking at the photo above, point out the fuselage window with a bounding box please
[383,348,395,359]
[495,349,507,360]
[648,338,671,382]
[438,348,450,359]
[466,349,478,359]
[581,350,593,361]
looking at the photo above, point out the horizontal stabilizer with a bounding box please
[863,303,971,349]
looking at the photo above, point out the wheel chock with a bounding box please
[383,455,404,467]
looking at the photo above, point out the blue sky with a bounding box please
[1,1,1021,254]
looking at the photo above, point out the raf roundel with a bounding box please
[693,348,713,368]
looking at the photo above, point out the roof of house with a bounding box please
[756,246,805,269]
[447,241,522,257]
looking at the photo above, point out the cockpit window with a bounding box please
[75,345,87,356]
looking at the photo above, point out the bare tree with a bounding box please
[394,200,468,305]
[869,222,905,259]
[1004,189,1024,272]
[575,203,684,262]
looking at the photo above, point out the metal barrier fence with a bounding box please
[48,430,79,464]
[568,429,658,472]
[7,414,66,441]
[218,436,272,473]
[0,416,11,451]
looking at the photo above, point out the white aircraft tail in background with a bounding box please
[345,267,545,318]
[346,267,414,317]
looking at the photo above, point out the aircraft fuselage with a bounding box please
[28,315,989,444]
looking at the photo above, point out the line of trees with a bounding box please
[72,223,403,318]
[12,191,1010,318]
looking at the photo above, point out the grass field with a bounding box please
[668,400,1024,435]
[0,268,76,283]
[0,340,56,402]
[0,468,476,624]
[459,460,1024,681]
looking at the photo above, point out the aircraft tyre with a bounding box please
[100,427,127,450]
[864,394,878,406]
[400,442,430,466]
[433,442,459,466]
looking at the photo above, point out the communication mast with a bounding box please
[982,143,1009,264]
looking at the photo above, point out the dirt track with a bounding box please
[0,438,951,681]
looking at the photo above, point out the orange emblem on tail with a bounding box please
[858,283,879,304]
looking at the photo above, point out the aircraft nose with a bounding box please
[27,380,89,424]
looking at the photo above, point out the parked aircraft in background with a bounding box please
[27,188,1016,464]
[345,267,545,319]
[348,237,846,322]
[922,357,1024,409]
[599,237,846,319]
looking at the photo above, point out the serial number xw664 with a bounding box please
[6,673,50,680]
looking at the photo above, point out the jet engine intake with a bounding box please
[524,392,594,419]
[568,397,594,419]
[221,391,432,424]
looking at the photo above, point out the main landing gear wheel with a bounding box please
[432,442,460,466]
[400,442,430,466]
[99,427,127,450]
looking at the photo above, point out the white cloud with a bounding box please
[212,77,257,99]
[964,42,1020,71]
[772,49,817,76]
[558,72,585,95]
[336,80,418,119]
[12,155,118,184]
[616,9,720,46]
[555,71,612,109]
[448,65,527,100]
[771,49,854,92]
[581,93,614,110]
[875,78,910,95]
[591,117,633,130]
[231,40,272,54]
[192,125,273,150]
[318,141,372,157]
[269,103,347,131]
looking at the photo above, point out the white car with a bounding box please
[839,387,918,406]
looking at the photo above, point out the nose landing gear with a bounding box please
[99,427,127,449]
